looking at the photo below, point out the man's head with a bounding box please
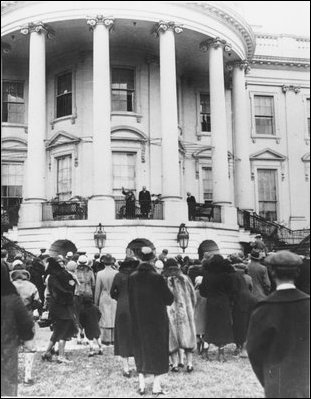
[264,250,302,283]
[250,249,265,262]
[66,251,73,260]
[162,249,168,255]
[187,192,191,197]
[255,234,262,240]
[142,186,146,191]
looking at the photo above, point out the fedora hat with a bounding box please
[10,269,30,281]
[119,257,140,269]
[264,250,302,270]
[250,249,265,260]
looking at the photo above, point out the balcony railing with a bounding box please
[193,203,222,223]
[42,200,88,221]
[115,198,164,220]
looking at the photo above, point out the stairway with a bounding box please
[1,234,38,262]
[237,209,310,254]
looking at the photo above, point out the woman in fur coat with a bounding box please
[163,258,197,372]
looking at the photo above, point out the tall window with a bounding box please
[111,68,134,112]
[56,155,72,201]
[112,153,136,193]
[254,95,275,135]
[200,94,211,132]
[56,72,72,118]
[258,169,278,221]
[202,167,213,202]
[2,81,25,123]
[307,98,310,137]
[1,163,23,226]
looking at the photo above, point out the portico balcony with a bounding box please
[42,199,88,221]
[115,197,164,220]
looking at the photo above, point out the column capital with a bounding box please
[200,37,232,53]
[282,84,301,94]
[153,21,183,36]
[86,15,114,30]
[20,22,55,39]
[226,60,251,73]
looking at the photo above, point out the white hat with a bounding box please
[66,251,74,258]
[195,275,203,287]
[12,259,24,268]
[155,260,164,269]
[77,255,88,265]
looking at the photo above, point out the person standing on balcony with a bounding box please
[248,249,271,301]
[122,187,136,219]
[186,192,196,221]
[95,254,118,345]
[138,186,152,219]
[246,251,309,398]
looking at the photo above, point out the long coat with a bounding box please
[246,289,310,398]
[229,271,258,345]
[194,287,207,336]
[248,260,271,301]
[110,266,135,357]
[128,262,174,375]
[1,293,34,396]
[199,271,233,346]
[95,266,118,328]
[165,272,197,353]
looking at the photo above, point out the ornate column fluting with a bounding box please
[228,60,253,211]
[86,15,115,221]
[156,21,188,222]
[19,22,53,225]
[200,38,232,206]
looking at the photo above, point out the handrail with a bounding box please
[1,235,38,262]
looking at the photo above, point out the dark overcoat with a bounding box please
[110,266,135,357]
[1,293,34,396]
[246,289,310,398]
[230,271,258,345]
[128,262,174,375]
[199,271,233,346]
[248,260,271,301]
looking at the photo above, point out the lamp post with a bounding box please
[94,223,106,255]
[177,223,189,253]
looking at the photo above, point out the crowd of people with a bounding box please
[1,242,310,398]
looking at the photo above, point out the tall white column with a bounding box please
[230,61,253,211]
[200,37,236,225]
[19,22,50,225]
[87,16,115,222]
[157,21,188,222]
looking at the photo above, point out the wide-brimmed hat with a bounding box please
[100,253,114,265]
[119,257,140,269]
[12,259,24,269]
[10,269,30,281]
[264,250,302,270]
[250,249,265,260]
[66,251,73,259]
[165,258,179,268]
[140,247,155,262]
[229,253,244,264]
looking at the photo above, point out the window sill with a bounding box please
[50,114,77,129]
[2,122,28,133]
[196,131,211,140]
[251,135,281,144]
[111,111,142,123]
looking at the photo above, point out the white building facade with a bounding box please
[1,1,310,258]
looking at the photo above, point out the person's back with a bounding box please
[247,251,310,398]
[248,250,271,300]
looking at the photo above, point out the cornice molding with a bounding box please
[251,55,310,69]
[86,15,114,30]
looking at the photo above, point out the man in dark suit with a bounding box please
[186,192,196,221]
[138,186,151,219]
[246,251,310,398]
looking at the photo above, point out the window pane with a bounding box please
[57,156,72,200]
[202,167,213,201]
[57,94,72,117]
[57,73,72,95]
[111,68,135,112]
[254,95,274,116]
[258,169,277,221]
[200,94,211,132]
[2,81,24,123]
[112,69,134,90]
[113,153,136,191]
[255,117,274,135]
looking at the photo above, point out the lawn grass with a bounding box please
[18,344,264,398]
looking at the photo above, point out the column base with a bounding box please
[220,205,238,227]
[19,201,44,226]
[163,198,188,223]
[88,196,115,223]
